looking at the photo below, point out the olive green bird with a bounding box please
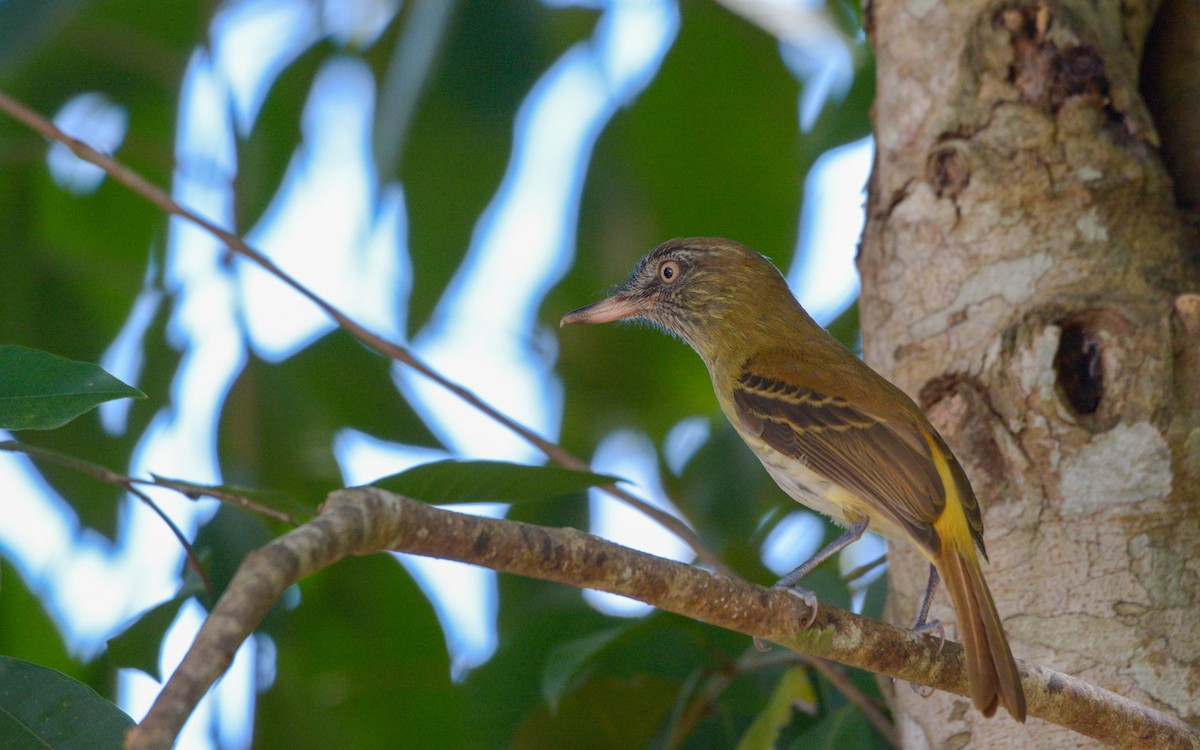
[561,237,1025,721]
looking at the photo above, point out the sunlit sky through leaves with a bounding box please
[0,1,880,747]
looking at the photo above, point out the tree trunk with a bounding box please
[860,0,1200,746]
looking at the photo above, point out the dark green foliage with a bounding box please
[0,345,144,430]
[0,657,133,750]
[0,1,882,748]
[256,554,463,750]
[218,331,440,501]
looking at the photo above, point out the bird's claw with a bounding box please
[779,585,820,628]
[905,617,943,699]
[909,682,935,699]
[914,618,946,657]
[752,584,818,651]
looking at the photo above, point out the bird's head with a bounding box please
[560,237,805,367]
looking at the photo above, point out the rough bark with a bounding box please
[861,0,1200,747]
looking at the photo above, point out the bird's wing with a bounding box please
[732,368,946,556]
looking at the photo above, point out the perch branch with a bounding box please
[125,488,1200,750]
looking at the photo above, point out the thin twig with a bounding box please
[0,439,301,594]
[125,484,214,596]
[0,441,295,524]
[0,441,213,595]
[0,89,729,576]
[139,475,299,525]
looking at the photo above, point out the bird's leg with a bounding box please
[775,516,869,589]
[773,516,869,627]
[910,563,943,699]
[911,564,945,649]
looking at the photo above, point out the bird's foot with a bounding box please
[913,618,945,657]
[909,682,935,699]
[907,617,943,699]
[753,583,820,651]
[778,584,820,628]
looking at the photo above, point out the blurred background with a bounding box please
[0,0,889,747]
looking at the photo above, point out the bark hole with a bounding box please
[1050,46,1109,107]
[998,5,1112,116]
[1054,318,1103,415]
[927,142,970,198]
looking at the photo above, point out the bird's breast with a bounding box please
[754,451,848,525]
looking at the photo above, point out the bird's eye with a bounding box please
[658,260,681,284]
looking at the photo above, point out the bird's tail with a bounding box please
[936,543,1026,722]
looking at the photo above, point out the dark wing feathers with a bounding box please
[734,371,945,556]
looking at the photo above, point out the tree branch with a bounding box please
[124,488,1200,750]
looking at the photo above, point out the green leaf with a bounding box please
[0,0,95,81]
[0,345,145,430]
[105,572,205,681]
[0,656,134,750]
[541,626,628,712]
[105,598,183,681]
[372,460,621,504]
[217,332,441,504]
[232,41,323,234]
[785,704,875,750]
[257,554,463,750]
[860,570,888,621]
[0,558,82,681]
[737,666,817,750]
[646,668,702,750]
[107,565,210,681]
[516,673,677,750]
[399,2,590,334]
[190,505,285,630]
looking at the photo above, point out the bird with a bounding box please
[560,237,1026,721]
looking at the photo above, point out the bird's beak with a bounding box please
[560,293,641,327]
